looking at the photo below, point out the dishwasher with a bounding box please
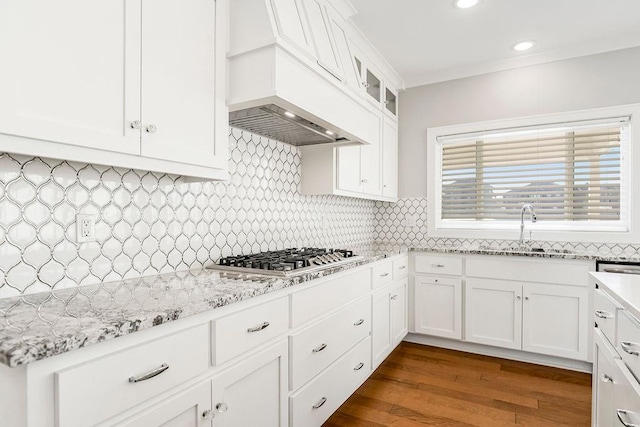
[597,260,640,274]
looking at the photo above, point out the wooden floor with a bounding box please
[324,342,592,426]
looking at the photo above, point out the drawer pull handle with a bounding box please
[391,294,398,300]
[354,318,365,326]
[432,264,445,268]
[312,397,328,410]
[399,265,407,270]
[380,272,390,277]
[621,341,640,356]
[354,362,365,371]
[617,409,639,427]
[247,321,270,333]
[313,343,327,353]
[128,363,169,383]
[601,373,613,383]
[595,310,611,319]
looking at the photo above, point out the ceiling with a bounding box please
[348,0,640,88]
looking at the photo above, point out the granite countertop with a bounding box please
[0,246,406,368]
[590,272,640,321]
[0,240,633,369]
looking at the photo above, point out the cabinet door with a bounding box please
[522,283,589,360]
[390,279,408,346]
[465,279,522,350]
[592,329,618,427]
[372,289,391,368]
[270,0,314,55]
[361,117,382,195]
[381,118,398,198]
[119,382,212,427]
[336,146,362,192]
[327,11,360,91]
[0,0,141,154]
[211,341,288,427]
[414,276,462,340]
[301,0,341,80]
[141,0,222,168]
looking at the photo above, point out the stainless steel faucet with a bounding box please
[519,204,537,246]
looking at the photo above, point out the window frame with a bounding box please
[426,104,640,243]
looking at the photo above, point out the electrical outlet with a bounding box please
[76,214,96,243]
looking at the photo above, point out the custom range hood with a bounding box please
[227,0,380,147]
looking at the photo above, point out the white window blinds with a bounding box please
[439,118,628,222]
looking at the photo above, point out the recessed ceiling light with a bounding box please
[325,130,334,136]
[454,0,480,9]
[513,40,536,52]
[284,111,296,118]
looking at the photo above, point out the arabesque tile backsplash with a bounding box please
[0,128,377,298]
[2,128,640,299]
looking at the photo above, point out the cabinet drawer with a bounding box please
[393,256,408,279]
[618,310,640,380]
[613,358,640,427]
[414,254,462,276]
[56,325,209,427]
[290,297,371,390]
[594,288,619,347]
[290,336,371,427]
[291,268,371,327]
[212,296,289,365]
[372,260,393,289]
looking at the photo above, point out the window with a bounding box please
[427,105,640,243]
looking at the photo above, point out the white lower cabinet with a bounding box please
[119,382,213,427]
[372,278,408,368]
[613,357,640,427]
[289,337,371,427]
[592,329,619,427]
[414,276,462,340]
[210,340,289,427]
[465,279,523,350]
[522,283,589,360]
[465,278,589,360]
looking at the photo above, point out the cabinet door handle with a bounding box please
[431,264,445,268]
[313,343,327,353]
[617,409,639,427]
[595,310,611,319]
[601,373,613,383]
[390,294,398,300]
[247,321,270,333]
[516,296,521,301]
[312,397,328,409]
[399,265,407,270]
[130,120,142,129]
[621,341,640,356]
[146,124,158,133]
[354,318,365,326]
[215,402,229,413]
[354,362,365,371]
[380,272,390,277]
[128,363,169,383]
[202,409,215,421]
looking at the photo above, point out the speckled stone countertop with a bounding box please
[0,246,406,368]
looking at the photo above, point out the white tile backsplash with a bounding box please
[0,128,376,298]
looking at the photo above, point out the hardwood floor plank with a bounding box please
[323,344,592,427]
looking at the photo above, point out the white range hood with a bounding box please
[227,0,380,147]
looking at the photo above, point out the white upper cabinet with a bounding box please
[301,0,342,80]
[382,118,398,198]
[336,145,363,193]
[326,10,361,90]
[140,0,222,169]
[0,0,141,155]
[270,0,314,55]
[0,0,228,181]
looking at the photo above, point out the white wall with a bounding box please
[398,46,640,198]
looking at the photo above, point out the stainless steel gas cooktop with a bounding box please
[208,248,363,277]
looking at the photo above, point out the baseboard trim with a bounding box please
[403,333,593,373]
